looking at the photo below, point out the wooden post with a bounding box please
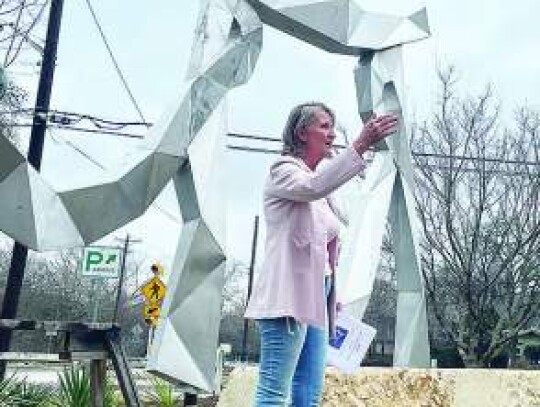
[241,216,259,361]
[90,359,107,407]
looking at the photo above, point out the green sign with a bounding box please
[81,247,121,278]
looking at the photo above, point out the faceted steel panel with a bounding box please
[0,165,37,248]
[147,218,226,391]
[0,0,262,391]
[0,0,432,383]
[147,0,431,376]
[337,45,431,366]
[146,1,262,392]
[0,135,25,183]
[0,1,262,252]
[247,0,430,55]
[337,152,396,315]
[240,0,431,368]
[147,106,229,390]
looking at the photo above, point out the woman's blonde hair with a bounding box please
[281,102,335,156]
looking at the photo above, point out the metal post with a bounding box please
[113,234,130,323]
[184,393,197,406]
[105,328,144,407]
[241,216,259,362]
[0,0,65,379]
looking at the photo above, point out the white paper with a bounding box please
[327,313,377,374]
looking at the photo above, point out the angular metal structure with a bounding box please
[145,3,262,390]
[247,0,432,367]
[0,0,262,391]
[337,47,430,366]
[247,0,430,54]
[0,0,430,390]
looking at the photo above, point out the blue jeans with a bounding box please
[254,277,331,407]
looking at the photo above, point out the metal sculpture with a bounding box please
[246,0,432,367]
[0,0,431,391]
[0,0,262,391]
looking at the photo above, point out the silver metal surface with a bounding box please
[245,0,431,368]
[0,0,431,385]
[147,1,262,391]
[338,45,430,366]
[247,0,430,54]
[0,0,262,391]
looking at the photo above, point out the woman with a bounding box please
[245,102,398,407]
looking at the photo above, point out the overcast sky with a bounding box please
[4,0,540,280]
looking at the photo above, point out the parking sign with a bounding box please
[81,247,122,278]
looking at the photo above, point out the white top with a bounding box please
[312,197,341,275]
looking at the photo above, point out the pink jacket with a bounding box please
[244,146,366,335]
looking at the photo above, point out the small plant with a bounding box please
[0,376,14,406]
[0,375,52,406]
[143,375,179,407]
[12,380,53,406]
[50,366,90,407]
[0,374,20,405]
[103,377,122,407]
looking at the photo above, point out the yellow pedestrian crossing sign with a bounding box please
[139,263,167,327]
[141,276,166,303]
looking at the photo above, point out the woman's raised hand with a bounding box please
[353,113,399,155]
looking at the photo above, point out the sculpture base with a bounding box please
[217,366,540,407]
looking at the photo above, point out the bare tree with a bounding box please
[222,259,249,313]
[17,250,98,322]
[0,246,150,354]
[0,1,49,146]
[0,68,27,145]
[412,67,540,367]
[0,1,49,67]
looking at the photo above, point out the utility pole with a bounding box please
[113,234,141,324]
[0,0,65,379]
[241,215,259,362]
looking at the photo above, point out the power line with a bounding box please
[227,144,538,176]
[413,152,539,167]
[229,131,350,149]
[9,122,145,138]
[227,132,540,167]
[2,107,149,138]
[228,144,281,155]
[5,117,540,169]
[0,108,150,128]
[45,125,182,224]
[0,1,47,66]
[47,126,105,169]
[3,0,26,66]
[83,0,146,123]
[4,112,540,169]
[4,108,538,168]
[4,0,48,65]
[48,124,144,138]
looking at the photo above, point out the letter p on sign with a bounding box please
[86,250,103,271]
